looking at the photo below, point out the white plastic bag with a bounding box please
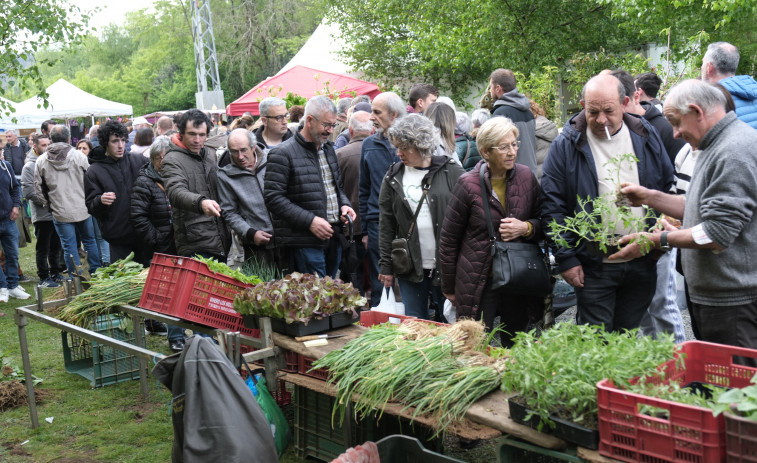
[443,299,456,324]
[373,287,405,316]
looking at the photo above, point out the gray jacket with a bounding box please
[217,152,273,246]
[491,89,538,175]
[682,112,757,306]
[21,150,52,223]
[34,143,91,223]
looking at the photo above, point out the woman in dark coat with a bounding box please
[439,117,543,346]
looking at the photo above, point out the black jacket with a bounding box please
[264,130,350,248]
[130,163,176,257]
[641,101,687,164]
[3,139,30,175]
[253,125,293,152]
[84,145,149,245]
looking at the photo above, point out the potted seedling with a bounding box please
[548,153,661,257]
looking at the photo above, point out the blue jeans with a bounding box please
[167,324,185,342]
[0,218,20,289]
[292,238,342,279]
[398,273,445,321]
[92,218,110,265]
[575,257,657,332]
[54,217,102,277]
[366,220,383,307]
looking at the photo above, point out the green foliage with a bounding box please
[501,323,677,428]
[514,66,561,122]
[193,255,262,285]
[565,50,650,103]
[625,379,717,418]
[1,0,92,117]
[712,374,757,421]
[548,153,661,255]
[282,92,308,108]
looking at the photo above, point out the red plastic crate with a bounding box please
[725,412,757,463]
[298,355,329,381]
[284,350,299,373]
[597,341,757,463]
[359,310,416,327]
[139,254,252,332]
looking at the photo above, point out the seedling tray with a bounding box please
[508,397,599,449]
[329,310,359,329]
[243,314,330,337]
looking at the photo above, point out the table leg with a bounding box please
[15,310,39,428]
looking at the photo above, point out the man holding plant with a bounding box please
[541,74,674,332]
[612,79,757,354]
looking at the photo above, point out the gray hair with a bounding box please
[471,109,491,128]
[304,95,337,118]
[259,97,286,117]
[5,129,16,136]
[455,111,471,134]
[665,79,726,116]
[352,95,372,105]
[378,92,406,118]
[89,125,99,137]
[387,114,440,159]
[149,135,171,163]
[436,96,456,112]
[50,125,70,143]
[228,127,257,149]
[336,98,353,116]
[349,114,374,133]
[704,42,739,75]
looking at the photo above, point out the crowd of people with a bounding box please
[2,40,757,355]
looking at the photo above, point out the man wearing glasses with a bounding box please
[264,96,357,278]
[254,97,293,153]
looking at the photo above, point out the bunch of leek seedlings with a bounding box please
[311,320,507,435]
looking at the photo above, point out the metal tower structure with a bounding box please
[190,0,225,110]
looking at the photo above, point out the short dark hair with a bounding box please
[177,109,212,136]
[99,120,129,145]
[33,133,50,145]
[489,69,517,93]
[134,127,154,146]
[408,83,439,108]
[635,72,663,98]
[289,105,304,123]
[76,139,93,152]
[611,69,635,99]
[41,120,56,133]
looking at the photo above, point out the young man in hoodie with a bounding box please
[84,120,149,264]
[489,68,538,176]
[34,125,101,278]
[217,129,274,266]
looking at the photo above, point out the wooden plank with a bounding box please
[272,324,366,358]
[282,373,501,441]
[577,447,624,462]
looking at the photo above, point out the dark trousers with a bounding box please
[693,300,757,367]
[34,220,64,279]
[366,220,383,307]
[478,284,534,348]
[575,257,657,332]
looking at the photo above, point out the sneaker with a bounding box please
[0,288,8,303]
[51,273,64,283]
[8,286,30,300]
[18,274,31,283]
[145,319,168,336]
[38,277,60,288]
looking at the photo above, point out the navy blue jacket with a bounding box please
[0,160,21,220]
[358,132,397,222]
[541,111,674,273]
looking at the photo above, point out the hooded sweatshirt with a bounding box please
[34,143,91,223]
[21,150,52,223]
[719,75,757,129]
[491,88,538,175]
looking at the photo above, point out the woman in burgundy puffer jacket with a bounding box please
[439,117,543,346]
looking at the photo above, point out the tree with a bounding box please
[1,0,91,116]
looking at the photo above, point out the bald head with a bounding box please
[157,116,174,135]
[227,128,257,171]
[349,111,374,136]
[702,42,740,83]
[581,74,628,139]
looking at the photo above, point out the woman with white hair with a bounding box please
[378,114,464,320]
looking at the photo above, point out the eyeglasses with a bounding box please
[263,114,289,123]
[492,140,520,153]
[311,116,338,130]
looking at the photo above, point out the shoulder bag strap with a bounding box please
[462,138,472,165]
[405,182,430,240]
[479,165,497,242]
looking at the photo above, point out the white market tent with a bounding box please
[12,79,133,120]
[278,21,362,78]
[0,96,48,130]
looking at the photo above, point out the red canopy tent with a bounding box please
[226,65,381,116]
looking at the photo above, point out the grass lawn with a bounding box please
[1,236,500,462]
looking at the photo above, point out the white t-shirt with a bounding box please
[402,166,436,270]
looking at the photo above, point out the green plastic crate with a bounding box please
[61,314,144,388]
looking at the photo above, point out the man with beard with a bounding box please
[264,96,356,278]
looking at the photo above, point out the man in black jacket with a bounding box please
[2,130,30,176]
[84,120,149,263]
[264,95,356,278]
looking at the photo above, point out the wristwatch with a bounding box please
[659,231,672,251]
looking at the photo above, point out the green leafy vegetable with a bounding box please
[193,255,263,285]
[712,373,757,421]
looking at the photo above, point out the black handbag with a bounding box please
[391,184,430,275]
[480,166,551,297]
